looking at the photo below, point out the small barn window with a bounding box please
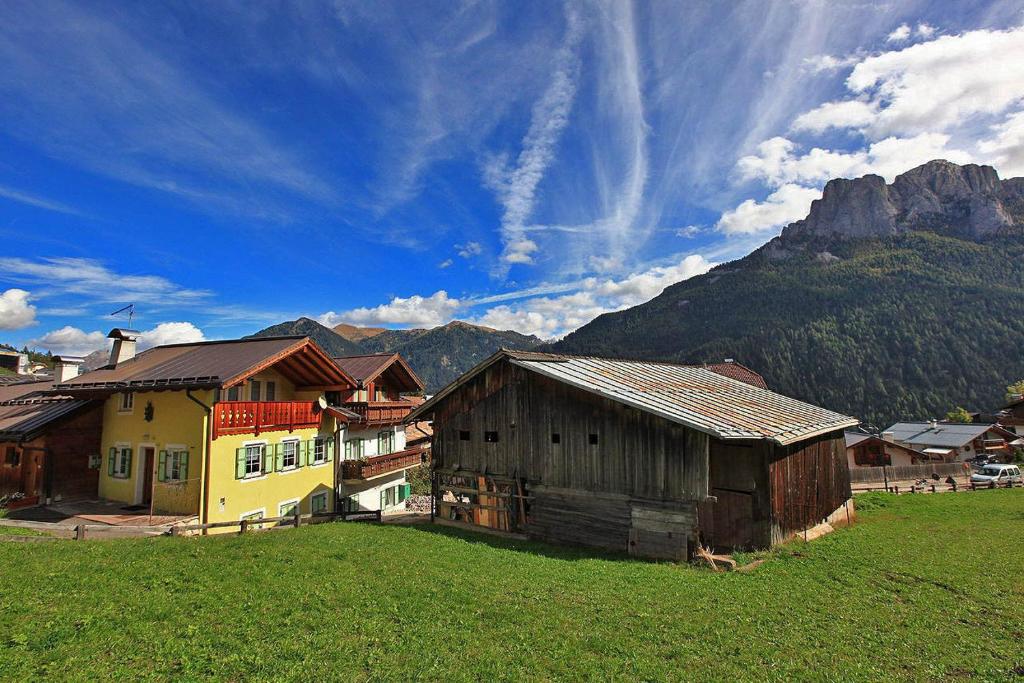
[458,430,471,441]
[551,433,561,444]
[484,431,499,443]
[588,433,599,445]
[5,447,19,467]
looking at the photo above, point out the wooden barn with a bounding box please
[407,350,859,560]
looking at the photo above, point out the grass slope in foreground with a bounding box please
[1,491,1022,680]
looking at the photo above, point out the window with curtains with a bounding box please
[378,430,394,455]
[244,445,264,477]
[158,449,189,482]
[108,446,132,479]
[345,438,365,460]
[281,440,298,469]
[312,438,329,465]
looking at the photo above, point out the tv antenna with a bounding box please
[110,304,136,328]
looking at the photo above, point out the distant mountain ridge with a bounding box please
[250,318,543,392]
[551,160,1024,427]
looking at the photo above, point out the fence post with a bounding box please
[931,484,936,493]
[75,524,86,541]
[294,510,301,528]
[239,519,249,535]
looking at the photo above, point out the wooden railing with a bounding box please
[342,447,424,480]
[213,401,320,439]
[342,401,414,425]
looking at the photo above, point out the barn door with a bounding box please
[703,489,754,551]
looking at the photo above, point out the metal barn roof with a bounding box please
[409,349,857,446]
[0,398,94,441]
[883,422,999,448]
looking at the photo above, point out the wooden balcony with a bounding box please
[342,401,414,425]
[213,401,321,439]
[341,447,424,480]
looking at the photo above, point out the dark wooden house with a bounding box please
[0,381,102,507]
[407,350,859,560]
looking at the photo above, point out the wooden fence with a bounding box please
[0,509,381,542]
[848,462,966,484]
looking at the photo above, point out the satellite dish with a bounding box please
[316,396,328,411]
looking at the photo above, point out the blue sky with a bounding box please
[2,0,1024,354]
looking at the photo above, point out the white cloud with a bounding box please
[716,184,821,235]
[886,24,911,42]
[0,185,83,217]
[846,26,1024,138]
[138,322,205,349]
[675,225,702,238]
[484,6,583,265]
[979,111,1024,178]
[0,288,37,330]
[802,53,860,74]
[738,132,971,189]
[29,321,205,355]
[916,23,936,38]
[0,257,210,307]
[791,100,878,135]
[469,253,714,338]
[30,326,107,356]
[319,290,461,328]
[438,258,454,269]
[456,241,482,258]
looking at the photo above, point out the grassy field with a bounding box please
[1,491,1022,681]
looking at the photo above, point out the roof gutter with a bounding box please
[186,389,213,530]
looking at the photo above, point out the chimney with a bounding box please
[881,431,895,443]
[724,358,735,364]
[16,353,29,375]
[53,356,84,383]
[107,328,140,366]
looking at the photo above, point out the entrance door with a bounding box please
[142,447,155,505]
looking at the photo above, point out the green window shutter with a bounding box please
[400,483,411,502]
[236,447,246,479]
[180,451,189,479]
[326,438,335,462]
[263,446,274,474]
[344,440,352,460]
[158,451,167,482]
[275,443,284,471]
[380,489,385,510]
[125,449,132,478]
[108,447,116,476]
[299,440,309,467]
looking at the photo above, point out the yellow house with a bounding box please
[55,329,395,528]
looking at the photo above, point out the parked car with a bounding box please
[970,464,1022,485]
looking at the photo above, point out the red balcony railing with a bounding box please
[341,447,424,480]
[213,401,321,439]
[342,401,414,425]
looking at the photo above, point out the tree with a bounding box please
[945,406,973,423]
[1006,379,1024,403]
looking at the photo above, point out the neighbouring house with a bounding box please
[993,396,1024,436]
[407,349,858,559]
[883,421,1019,462]
[51,330,425,530]
[695,360,768,389]
[845,431,934,468]
[331,353,426,512]
[0,357,103,506]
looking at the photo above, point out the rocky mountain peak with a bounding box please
[774,160,1022,253]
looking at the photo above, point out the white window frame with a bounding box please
[278,498,300,518]
[118,392,134,414]
[112,443,132,479]
[311,491,329,515]
[164,443,188,482]
[241,440,267,480]
[240,507,266,530]
[280,438,299,471]
[345,437,365,460]
[311,437,329,466]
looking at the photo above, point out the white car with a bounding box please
[971,464,1023,485]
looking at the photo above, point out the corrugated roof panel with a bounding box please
[509,355,857,445]
[0,398,93,439]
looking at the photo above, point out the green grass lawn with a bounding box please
[1,491,1022,681]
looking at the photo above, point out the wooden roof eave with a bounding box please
[221,338,356,390]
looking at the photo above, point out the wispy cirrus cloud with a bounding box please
[0,184,83,217]
[0,257,210,307]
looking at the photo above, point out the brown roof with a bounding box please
[55,336,355,394]
[698,362,768,389]
[0,380,53,403]
[0,397,95,441]
[409,349,858,446]
[333,353,424,392]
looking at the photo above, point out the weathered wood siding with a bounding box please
[432,359,709,557]
[698,440,769,550]
[768,431,850,544]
